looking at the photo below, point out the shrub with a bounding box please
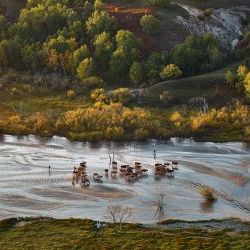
[79,76,105,89]
[67,89,76,98]
[91,88,107,102]
[134,128,150,140]
[169,111,183,127]
[159,90,173,104]
[160,64,182,80]
[110,88,132,104]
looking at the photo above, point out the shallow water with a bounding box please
[0,135,249,223]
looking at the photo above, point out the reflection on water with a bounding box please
[0,134,249,223]
[200,199,216,213]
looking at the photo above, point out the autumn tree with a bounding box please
[160,64,182,80]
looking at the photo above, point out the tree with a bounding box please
[236,65,249,93]
[43,35,77,75]
[77,57,94,80]
[93,32,114,65]
[0,39,20,71]
[105,205,133,231]
[86,10,117,37]
[244,72,250,98]
[170,34,224,76]
[0,15,7,34]
[144,51,168,83]
[109,48,128,79]
[115,30,140,57]
[94,0,105,11]
[160,64,182,80]
[72,45,90,72]
[110,30,141,79]
[139,14,161,35]
[129,61,144,85]
[21,43,44,71]
[225,70,236,88]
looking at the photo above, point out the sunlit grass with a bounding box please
[0,218,249,250]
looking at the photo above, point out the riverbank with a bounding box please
[0,91,249,143]
[0,217,249,250]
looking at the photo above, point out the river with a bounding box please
[0,135,249,223]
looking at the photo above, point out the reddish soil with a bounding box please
[106,3,188,53]
[107,4,158,53]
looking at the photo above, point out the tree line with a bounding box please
[0,0,226,88]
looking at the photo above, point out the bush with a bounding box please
[79,76,105,90]
[159,90,173,104]
[110,88,132,104]
[160,64,182,80]
[139,14,161,35]
[67,89,76,98]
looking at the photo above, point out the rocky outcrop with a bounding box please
[176,4,250,49]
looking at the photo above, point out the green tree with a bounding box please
[170,34,224,76]
[129,61,144,85]
[77,57,94,80]
[83,1,93,19]
[139,14,161,35]
[160,64,182,80]
[109,48,128,79]
[0,15,7,34]
[73,44,90,72]
[22,43,44,71]
[145,51,168,83]
[86,10,117,37]
[225,70,236,88]
[0,39,20,71]
[110,30,141,79]
[93,32,114,65]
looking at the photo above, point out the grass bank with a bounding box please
[0,71,249,142]
[0,217,249,250]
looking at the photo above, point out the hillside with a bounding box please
[0,0,249,142]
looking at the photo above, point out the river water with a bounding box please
[0,135,249,223]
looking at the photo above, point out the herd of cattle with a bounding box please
[72,161,179,187]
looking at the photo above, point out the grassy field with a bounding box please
[0,218,249,250]
[141,66,239,106]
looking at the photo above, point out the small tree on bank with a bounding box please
[105,205,134,231]
[160,64,182,80]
